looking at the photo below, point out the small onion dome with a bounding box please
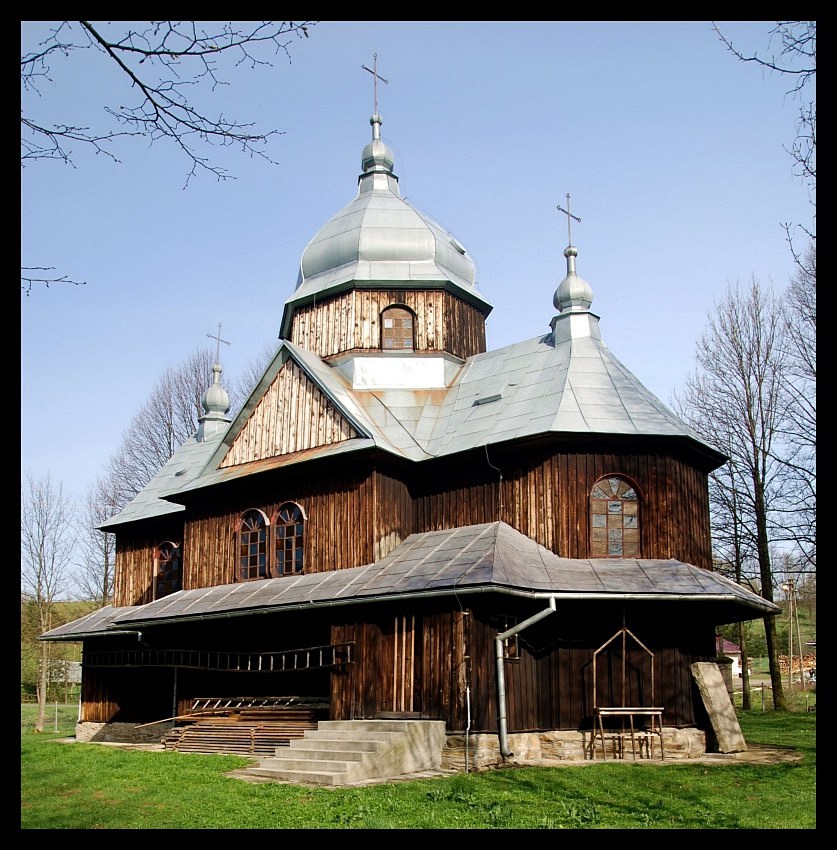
[554,245,594,312]
[201,364,230,417]
[361,113,395,173]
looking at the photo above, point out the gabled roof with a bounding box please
[41,523,777,640]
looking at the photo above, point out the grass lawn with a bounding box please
[21,703,815,829]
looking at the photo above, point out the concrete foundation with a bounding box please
[76,720,173,744]
[441,727,707,770]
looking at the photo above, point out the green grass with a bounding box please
[21,704,815,829]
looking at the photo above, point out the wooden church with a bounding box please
[41,104,778,781]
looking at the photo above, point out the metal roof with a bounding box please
[280,113,491,340]
[99,112,725,525]
[41,523,777,640]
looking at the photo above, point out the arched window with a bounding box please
[590,476,640,558]
[275,502,305,575]
[154,541,182,599]
[238,509,269,581]
[381,305,415,351]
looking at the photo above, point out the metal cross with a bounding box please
[556,194,582,246]
[206,323,231,364]
[361,53,389,114]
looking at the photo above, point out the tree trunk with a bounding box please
[35,641,50,733]
[738,622,751,711]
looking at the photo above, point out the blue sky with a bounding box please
[21,21,813,511]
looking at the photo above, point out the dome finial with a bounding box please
[198,323,232,439]
[553,195,594,313]
[556,194,581,247]
[206,323,230,368]
[362,53,389,137]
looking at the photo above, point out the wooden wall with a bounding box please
[328,598,716,733]
[113,517,183,607]
[113,440,713,606]
[412,442,715,569]
[220,360,356,468]
[113,464,414,603]
[289,289,487,361]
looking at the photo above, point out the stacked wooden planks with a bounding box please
[163,706,327,756]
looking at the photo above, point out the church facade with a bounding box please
[41,109,777,770]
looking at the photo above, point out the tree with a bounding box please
[712,22,815,199]
[21,21,317,292]
[74,475,119,606]
[20,473,77,731]
[105,345,245,510]
[776,242,815,567]
[674,279,789,709]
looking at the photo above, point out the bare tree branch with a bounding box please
[21,21,317,185]
[21,266,86,296]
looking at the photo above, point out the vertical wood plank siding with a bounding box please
[114,444,712,605]
[290,290,487,360]
[413,445,714,569]
[114,465,414,602]
[221,360,356,468]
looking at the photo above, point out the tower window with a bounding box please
[381,305,415,350]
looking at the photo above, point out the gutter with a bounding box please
[495,596,557,760]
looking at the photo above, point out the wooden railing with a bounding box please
[83,642,354,672]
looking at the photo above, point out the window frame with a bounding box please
[153,540,182,600]
[589,475,641,558]
[274,501,306,576]
[380,303,416,352]
[237,508,270,581]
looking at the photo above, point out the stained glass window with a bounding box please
[590,477,639,557]
[155,541,181,599]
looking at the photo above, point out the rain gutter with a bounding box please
[495,596,557,760]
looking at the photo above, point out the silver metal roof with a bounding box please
[101,113,724,524]
[279,114,491,339]
[40,522,777,640]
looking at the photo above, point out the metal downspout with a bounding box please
[495,596,557,760]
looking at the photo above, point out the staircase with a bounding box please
[243,719,448,786]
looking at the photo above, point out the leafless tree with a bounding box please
[21,21,316,180]
[776,242,815,566]
[232,341,277,406]
[21,21,317,292]
[713,21,816,253]
[20,473,77,731]
[712,22,815,193]
[674,279,789,709]
[105,345,246,510]
[74,475,119,606]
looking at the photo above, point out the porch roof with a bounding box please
[40,522,778,640]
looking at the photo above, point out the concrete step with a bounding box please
[245,766,350,786]
[243,719,447,786]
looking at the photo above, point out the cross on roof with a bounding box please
[361,53,389,114]
[556,194,582,246]
[206,323,230,365]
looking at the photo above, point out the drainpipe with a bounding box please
[495,596,557,760]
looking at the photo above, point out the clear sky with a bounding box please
[21,21,813,512]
